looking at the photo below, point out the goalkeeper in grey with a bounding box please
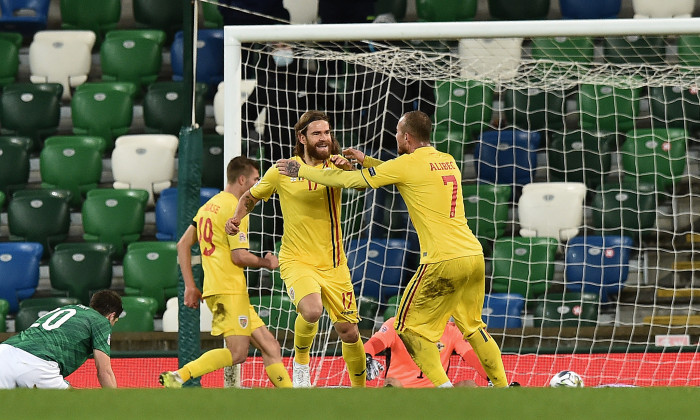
[0,290,122,389]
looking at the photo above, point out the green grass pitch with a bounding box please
[2,387,698,419]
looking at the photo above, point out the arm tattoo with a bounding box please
[286,161,301,178]
[243,195,256,213]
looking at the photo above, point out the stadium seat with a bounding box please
[43,134,107,154]
[488,0,550,20]
[415,0,477,21]
[547,130,615,190]
[122,241,178,313]
[81,188,149,258]
[482,293,525,329]
[39,137,103,208]
[602,36,666,66]
[70,84,135,151]
[111,134,179,206]
[503,86,566,132]
[457,38,523,80]
[111,296,158,332]
[75,80,139,99]
[564,235,634,301]
[558,0,621,19]
[383,294,400,321]
[621,128,687,192]
[346,238,414,301]
[143,81,207,135]
[132,0,183,42]
[99,33,163,93]
[577,78,642,134]
[533,292,599,327]
[7,189,72,253]
[590,181,657,241]
[201,1,223,28]
[648,85,700,131]
[60,0,121,43]
[161,296,213,332]
[0,31,22,48]
[0,136,30,196]
[250,292,297,331]
[491,236,559,301]
[1,82,63,152]
[14,296,81,332]
[517,182,587,242]
[357,295,380,330]
[473,129,541,189]
[201,134,224,189]
[0,241,43,313]
[677,35,700,67]
[29,31,95,100]
[433,80,494,144]
[0,38,19,88]
[0,190,5,209]
[632,0,694,18]
[0,298,8,332]
[0,0,50,35]
[104,28,166,47]
[49,242,113,305]
[462,184,511,251]
[529,36,595,64]
[171,29,224,93]
[155,187,222,241]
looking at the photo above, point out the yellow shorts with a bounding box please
[205,294,265,337]
[280,261,358,324]
[394,255,487,342]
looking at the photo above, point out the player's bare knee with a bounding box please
[334,322,359,343]
[300,307,323,323]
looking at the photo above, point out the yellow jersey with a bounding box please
[297,146,483,264]
[193,191,250,297]
[250,155,346,270]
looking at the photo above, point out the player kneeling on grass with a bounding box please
[159,157,292,388]
[364,317,488,387]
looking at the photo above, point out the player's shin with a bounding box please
[184,348,233,379]
[398,330,451,387]
[293,315,318,365]
[265,362,293,388]
[466,327,508,387]
[341,337,366,387]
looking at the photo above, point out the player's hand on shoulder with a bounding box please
[225,217,240,235]
[184,286,202,309]
[275,159,300,177]
[263,252,279,270]
[342,148,365,166]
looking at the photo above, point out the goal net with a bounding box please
[223,18,700,387]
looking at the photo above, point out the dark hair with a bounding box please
[90,290,123,318]
[294,110,341,157]
[401,110,432,143]
[226,156,259,184]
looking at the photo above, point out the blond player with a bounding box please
[365,317,488,387]
[276,110,509,387]
[159,156,292,388]
[225,111,367,388]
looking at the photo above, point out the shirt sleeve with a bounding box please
[250,166,278,201]
[91,317,112,357]
[297,165,371,189]
[363,319,396,356]
[362,155,384,168]
[228,213,250,251]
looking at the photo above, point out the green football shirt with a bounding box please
[4,304,112,377]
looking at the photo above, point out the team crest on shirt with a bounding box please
[435,341,445,352]
[288,287,295,301]
[107,334,111,345]
[239,232,247,242]
[380,325,388,333]
[238,315,249,329]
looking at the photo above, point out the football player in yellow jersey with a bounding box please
[276,110,510,388]
[159,156,292,388]
[225,111,367,388]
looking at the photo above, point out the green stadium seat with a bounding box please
[530,36,595,64]
[1,83,63,152]
[201,1,223,28]
[71,83,135,151]
[621,128,687,192]
[99,34,163,92]
[49,242,113,305]
[201,134,224,189]
[462,184,512,252]
[577,78,642,133]
[488,0,550,20]
[143,81,207,135]
[40,137,104,208]
[0,38,19,87]
[15,296,81,332]
[81,188,149,258]
[132,0,183,42]
[547,130,615,189]
[433,80,494,147]
[60,0,121,43]
[122,241,178,313]
[415,0,477,21]
[0,136,31,196]
[503,85,566,132]
[112,296,158,332]
[590,181,657,241]
[357,295,380,330]
[250,292,296,331]
[43,135,107,155]
[0,298,8,332]
[433,131,468,164]
[0,190,5,209]
[491,236,559,301]
[677,34,700,67]
[104,28,166,47]
[603,35,666,65]
[533,292,599,327]
[383,294,400,321]
[648,85,700,131]
[0,31,22,48]
[8,189,72,253]
[75,80,139,99]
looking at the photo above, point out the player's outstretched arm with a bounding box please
[341,148,366,166]
[94,350,117,388]
[276,159,370,189]
[177,225,202,309]
[231,249,279,270]
[226,190,260,235]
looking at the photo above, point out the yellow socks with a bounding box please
[398,329,451,387]
[265,362,293,388]
[180,348,233,381]
[342,337,366,387]
[294,315,318,365]
[466,327,508,387]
